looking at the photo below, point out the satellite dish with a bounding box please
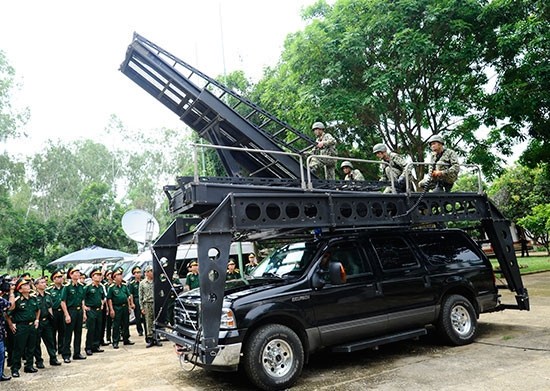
[122,209,160,244]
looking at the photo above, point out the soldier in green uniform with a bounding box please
[244,254,259,276]
[48,269,65,354]
[101,269,113,346]
[60,267,86,363]
[33,276,61,367]
[139,265,160,348]
[184,261,200,291]
[107,268,135,349]
[128,266,144,336]
[83,268,105,356]
[6,278,39,377]
[373,143,411,193]
[226,259,241,281]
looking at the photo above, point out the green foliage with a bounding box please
[518,204,550,255]
[482,0,550,165]
[0,50,29,141]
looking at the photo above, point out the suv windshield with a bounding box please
[251,242,318,278]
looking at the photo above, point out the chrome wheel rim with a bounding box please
[262,338,293,378]
[450,304,472,336]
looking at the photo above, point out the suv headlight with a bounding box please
[220,308,237,329]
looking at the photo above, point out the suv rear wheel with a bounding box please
[243,324,304,391]
[438,294,477,345]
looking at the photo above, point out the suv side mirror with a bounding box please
[311,261,347,289]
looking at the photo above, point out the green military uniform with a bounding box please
[380,152,411,193]
[107,282,131,347]
[61,280,85,360]
[185,272,200,290]
[244,262,257,276]
[84,281,105,353]
[128,279,144,336]
[139,276,155,345]
[34,290,58,366]
[9,291,39,373]
[226,269,242,281]
[47,283,65,353]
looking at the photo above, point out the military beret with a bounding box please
[67,267,80,279]
[15,278,30,291]
[132,266,142,274]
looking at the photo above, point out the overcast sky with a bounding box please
[0,0,316,156]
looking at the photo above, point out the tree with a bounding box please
[483,0,550,166]
[487,164,550,222]
[254,0,503,180]
[0,50,29,141]
[518,204,550,255]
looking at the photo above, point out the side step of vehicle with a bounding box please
[332,328,428,353]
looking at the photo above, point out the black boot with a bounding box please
[145,338,154,348]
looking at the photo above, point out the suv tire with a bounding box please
[243,324,304,391]
[438,294,477,346]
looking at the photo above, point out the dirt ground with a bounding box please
[4,272,550,390]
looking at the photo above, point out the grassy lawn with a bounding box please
[491,252,550,275]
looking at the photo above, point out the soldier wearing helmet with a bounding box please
[309,122,337,180]
[372,143,411,193]
[419,135,460,192]
[340,161,365,181]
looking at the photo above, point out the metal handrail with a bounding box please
[191,143,307,190]
[404,162,484,195]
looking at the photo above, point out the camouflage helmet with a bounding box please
[372,143,387,153]
[427,134,444,145]
[311,122,325,130]
[340,161,354,169]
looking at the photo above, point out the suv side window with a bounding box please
[410,231,484,266]
[370,236,419,270]
[330,243,371,277]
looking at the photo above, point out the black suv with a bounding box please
[173,228,499,390]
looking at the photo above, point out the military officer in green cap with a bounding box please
[83,268,105,356]
[33,276,61,367]
[6,278,40,377]
[60,266,86,363]
[107,268,135,349]
[184,261,200,291]
[226,259,241,281]
[128,266,144,336]
[47,269,65,354]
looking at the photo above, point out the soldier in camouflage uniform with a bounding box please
[83,268,105,355]
[139,265,160,348]
[419,135,460,192]
[48,269,65,354]
[373,144,411,193]
[128,266,144,336]
[310,122,337,180]
[33,276,61,367]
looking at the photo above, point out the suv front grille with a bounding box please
[174,300,199,330]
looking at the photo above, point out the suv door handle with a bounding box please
[423,275,431,288]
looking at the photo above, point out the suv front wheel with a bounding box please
[243,324,304,391]
[438,294,477,346]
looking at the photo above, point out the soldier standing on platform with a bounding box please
[33,276,61,367]
[83,268,105,356]
[48,269,65,354]
[107,268,135,349]
[184,261,199,291]
[309,122,337,180]
[129,266,144,336]
[6,278,39,378]
[60,267,86,363]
